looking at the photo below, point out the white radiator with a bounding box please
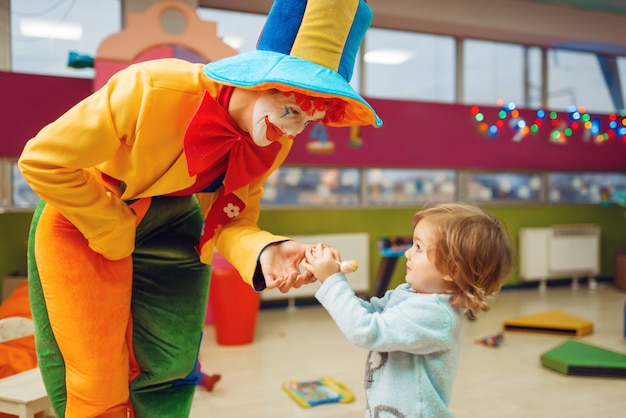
[519,224,600,290]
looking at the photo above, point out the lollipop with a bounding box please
[310,244,358,274]
[336,259,358,273]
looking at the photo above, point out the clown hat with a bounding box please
[203,0,382,128]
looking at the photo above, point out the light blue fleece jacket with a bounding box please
[315,274,463,418]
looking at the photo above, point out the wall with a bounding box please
[2,203,624,291]
[0,72,93,156]
[1,72,625,291]
[285,98,626,171]
[3,72,624,170]
[257,204,626,289]
[0,212,31,283]
[0,0,9,71]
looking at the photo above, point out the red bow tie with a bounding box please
[183,88,282,195]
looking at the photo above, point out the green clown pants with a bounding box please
[27,195,210,418]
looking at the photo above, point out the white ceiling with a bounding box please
[8,0,626,83]
[198,0,626,16]
[519,0,626,15]
[198,0,626,55]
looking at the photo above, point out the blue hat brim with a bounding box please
[203,51,382,128]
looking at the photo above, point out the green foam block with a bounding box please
[541,340,626,377]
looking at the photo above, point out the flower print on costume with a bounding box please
[196,193,246,253]
[223,203,241,218]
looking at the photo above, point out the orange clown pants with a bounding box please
[27,196,210,418]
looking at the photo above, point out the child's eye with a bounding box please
[290,107,301,116]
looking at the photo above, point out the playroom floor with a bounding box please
[191,282,626,418]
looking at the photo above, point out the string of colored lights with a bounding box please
[471,101,626,144]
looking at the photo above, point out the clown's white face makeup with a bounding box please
[250,90,327,147]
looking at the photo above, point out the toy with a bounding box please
[503,310,593,336]
[198,372,221,391]
[475,333,503,347]
[282,376,354,408]
[541,340,626,377]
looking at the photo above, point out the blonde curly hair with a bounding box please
[413,203,515,319]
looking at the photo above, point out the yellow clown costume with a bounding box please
[18,0,381,417]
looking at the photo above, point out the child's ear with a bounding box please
[443,263,459,281]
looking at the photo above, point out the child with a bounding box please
[302,202,515,418]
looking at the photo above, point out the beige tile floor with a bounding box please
[192,282,626,418]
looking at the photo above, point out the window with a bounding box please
[10,0,121,78]
[0,158,40,212]
[196,8,265,54]
[459,171,543,203]
[547,172,626,204]
[463,40,542,108]
[364,28,455,102]
[548,49,615,113]
[261,167,361,206]
[259,167,626,208]
[364,168,456,205]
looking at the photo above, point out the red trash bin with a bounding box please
[209,252,261,345]
[204,299,214,325]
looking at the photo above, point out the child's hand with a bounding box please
[302,243,340,283]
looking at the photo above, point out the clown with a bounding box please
[17,0,381,417]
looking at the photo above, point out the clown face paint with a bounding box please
[251,91,327,147]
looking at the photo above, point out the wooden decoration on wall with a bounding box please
[94,0,238,90]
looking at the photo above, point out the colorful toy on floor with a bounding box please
[503,310,593,336]
[198,372,221,392]
[541,340,626,377]
[190,360,221,392]
[476,333,504,347]
[282,376,354,408]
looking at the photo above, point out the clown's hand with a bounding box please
[260,241,315,293]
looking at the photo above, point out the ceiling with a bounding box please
[197,0,626,55]
[519,0,626,15]
[198,0,626,16]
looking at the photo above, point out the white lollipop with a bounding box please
[336,259,358,274]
